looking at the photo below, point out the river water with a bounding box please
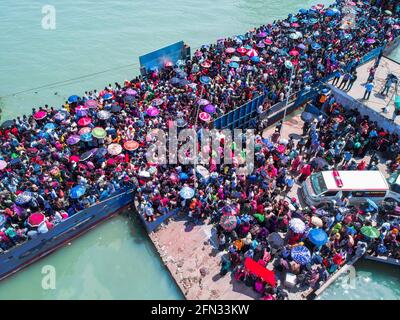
[0,0,399,299]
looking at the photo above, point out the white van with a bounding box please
[301,170,389,207]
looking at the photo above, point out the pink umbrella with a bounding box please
[237,47,247,55]
[393,25,400,30]
[33,110,47,120]
[165,61,173,67]
[85,99,98,108]
[78,117,92,127]
[125,88,137,96]
[246,49,258,57]
[225,47,236,54]
[146,107,160,117]
[0,160,7,170]
[69,155,80,163]
[291,23,300,28]
[27,212,45,227]
[276,144,286,153]
[194,51,203,57]
[199,112,211,122]
[289,49,300,56]
[78,127,92,135]
[264,38,273,45]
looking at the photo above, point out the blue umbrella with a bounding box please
[95,148,107,158]
[291,246,311,265]
[179,187,195,199]
[251,56,261,63]
[170,77,180,85]
[311,43,322,50]
[103,93,113,100]
[80,132,93,142]
[68,95,79,104]
[299,8,308,14]
[325,8,339,17]
[179,172,189,181]
[366,198,379,211]
[200,76,211,85]
[309,18,318,24]
[15,191,32,206]
[43,123,56,131]
[308,229,328,247]
[289,16,298,23]
[229,62,239,69]
[69,185,86,199]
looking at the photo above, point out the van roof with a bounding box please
[321,171,389,191]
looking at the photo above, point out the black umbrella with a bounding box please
[1,120,14,129]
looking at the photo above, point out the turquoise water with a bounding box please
[0,0,399,299]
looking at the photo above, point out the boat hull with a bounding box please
[0,189,134,281]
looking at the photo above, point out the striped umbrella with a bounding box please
[97,110,111,120]
[291,246,311,265]
[289,218,306,233]
[107,143,122,156]
[15,191,32,206]
[220,215,237,232]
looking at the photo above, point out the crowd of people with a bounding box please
[0,0,399,299]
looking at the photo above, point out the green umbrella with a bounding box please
[91,127,107,139]
[384,10,392,16]
[360,226,380,239]
[253,213,265,223]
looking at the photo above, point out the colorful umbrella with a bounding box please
[123,140,139,151]
[360,226,380,239]
[15,191,32,205]
[97,110,111,120]
[69,185,86,199]
[85,99,98,108]
[92,127,107,139]
[151,98,163,106]
[237,47,247,55]
[33,110,47,120]
[220,214,237,231]
[308,228,328,246]
[199,112,211,122]
[77,117,92,127]
[246,49,258,57]
[78,127,92,135]
[66,135,81,145]
[204,104,216,114]
[80,132,93,142]
[146,107,160,117]
[179,186,195,199]
[291,245,311,265]
[27,212,45,228]
[80,149,96,161]
[268,232,284,249]
[68,95,79,104]
[289,218,306,233]
[311,216,323,228]
[125,88,137,96]
[0,160,7,170]
[107,143,122,156]
[75,105,88,117]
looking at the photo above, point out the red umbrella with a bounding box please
[237,47,247,55]
[244,257,276,287]
[289,49,300,56]
[33,110,47,120]
[78,117,92,127]
[27,212,45,227]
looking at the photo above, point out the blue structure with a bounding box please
[139,41,187,74]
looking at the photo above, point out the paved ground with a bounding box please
[333,56,400,124]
